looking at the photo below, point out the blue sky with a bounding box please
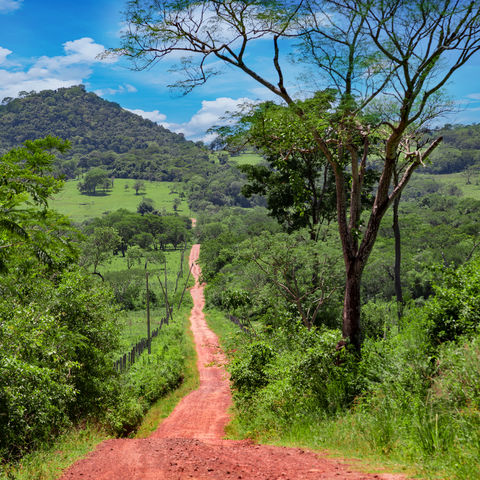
[2,0,480,143]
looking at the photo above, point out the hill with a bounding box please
[0,85,209,181]
[0,86,261,210]
[423,123,480,174]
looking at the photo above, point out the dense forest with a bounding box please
[0,86,259,210]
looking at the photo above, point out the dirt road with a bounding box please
[59,244,406,480]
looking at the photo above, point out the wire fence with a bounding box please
[113,243,192,374]
[113,317,170,372]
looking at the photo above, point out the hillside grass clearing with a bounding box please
[418,172,480,199]
[51,178,190,223]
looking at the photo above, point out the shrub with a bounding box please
[424,257,480,344]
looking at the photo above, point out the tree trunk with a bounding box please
[392,193,404,319]
[342,259,362,352]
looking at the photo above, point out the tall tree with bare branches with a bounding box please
[113,0,480,351]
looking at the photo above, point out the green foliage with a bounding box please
[80,226,121,276]
[0,268,119,459]
[200,211,343,330]
[423,124,480,174]
[104,315,187,436]
[423,258,480,344]
[0,86,259,210]
[229,323,359,437]
[83,209,191,255]
[0,86,206,180]
[0,136,75,271]
[78,167,110,195]
[230,341,275,396]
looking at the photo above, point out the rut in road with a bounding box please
[60,244,408,480]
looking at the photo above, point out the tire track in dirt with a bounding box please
[59,244,408,480]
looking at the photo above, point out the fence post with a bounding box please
[146,270,151,354]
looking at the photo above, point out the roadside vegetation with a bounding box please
[198,202,480,479]
[0,138,196,478]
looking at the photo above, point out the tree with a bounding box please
[117,0,480,350]
[0,136,74,271]
[134,180,146,195]
[80,226,121,280]
[461,164,480,184]
[78,167,109,195]
[137,197,155,215]
[173,197,181,213]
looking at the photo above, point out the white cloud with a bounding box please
[135,97,257,142]
[0,46,12,64]
[466,93,480,101]
[0,38,117,100]
[127,108,167,123]
[0,0,21,13]
[94,83,138,97]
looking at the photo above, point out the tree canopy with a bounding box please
[117,0,480,350]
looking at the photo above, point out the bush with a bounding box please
[104,316,187,436]
[0,269,119,459]
[424,257,480,344]
[229,325,359,436]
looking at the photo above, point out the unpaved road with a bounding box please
[59,244,406,480]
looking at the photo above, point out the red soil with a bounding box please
[59,244,407,480]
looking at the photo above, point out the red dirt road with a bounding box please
[59,244,407,480]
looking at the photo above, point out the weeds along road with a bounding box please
[59,244,408,480]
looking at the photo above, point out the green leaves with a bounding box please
[0,137,81,273]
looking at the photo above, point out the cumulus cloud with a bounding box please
[0,0,22,13]
[173,97,256,141]
[0,38,116,100]
[132,97,256,142]
[127,108,167,123]
[0,46,12,64]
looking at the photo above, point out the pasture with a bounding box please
[51,178,189,222]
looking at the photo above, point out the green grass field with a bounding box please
[51,178,190,223]
[230,151,263,165]
[210,150,263,166]
[418,172,480,199]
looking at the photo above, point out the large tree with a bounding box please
[115,0,480,350]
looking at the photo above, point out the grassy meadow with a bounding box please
[210,149,263,166]
[109,247,193,348]
[418,171,480,199]
[51,178,190,222]
[230,151,263,165]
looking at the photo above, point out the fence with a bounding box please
[113,316,169,373]
[114,243,192,374]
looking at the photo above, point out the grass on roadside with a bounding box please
[204,307,249,355]
[135,296,199,438]
[0,424,110,480]
[202,308,428,479]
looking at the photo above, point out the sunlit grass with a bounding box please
[135,297,199,438]
[418,172,480,200]
[51,178,190,223]
[0,424,110,480]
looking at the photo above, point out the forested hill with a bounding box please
[0,85,209,181]
[423,123,480,174]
